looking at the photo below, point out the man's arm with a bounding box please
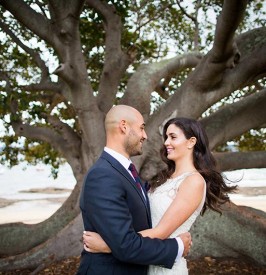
[81,167,178,268]
[83,231,191,257]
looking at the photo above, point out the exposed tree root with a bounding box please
[1,204,265,271]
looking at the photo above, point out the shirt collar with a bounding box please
[104,147,132,171]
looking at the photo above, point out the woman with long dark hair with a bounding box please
[151,117,236,215]
[83,117,237,274]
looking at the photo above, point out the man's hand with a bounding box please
[178,232,192,257]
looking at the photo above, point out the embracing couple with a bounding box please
[76,105,236,275]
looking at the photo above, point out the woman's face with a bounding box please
[164,124,192,161]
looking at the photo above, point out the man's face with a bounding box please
[125,113,147,157]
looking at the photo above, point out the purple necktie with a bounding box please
[128,163,142,190]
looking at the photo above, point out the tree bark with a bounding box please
[215,151,266,171]
[0,215,83,271]
[202,88,266,149]
[190,203,266,266]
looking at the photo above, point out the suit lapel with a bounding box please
[141,180,152,227]
[101,151,151,220]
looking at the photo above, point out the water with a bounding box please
[0,163,76,224]
[0,163,76,200]
[0,164,265,224]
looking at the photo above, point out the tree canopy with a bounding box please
[0,0,265,173]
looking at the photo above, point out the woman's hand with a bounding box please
[83,231,111,253]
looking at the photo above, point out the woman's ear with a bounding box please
[187,137,197,149]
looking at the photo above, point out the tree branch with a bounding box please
[212,0,247,60]
[202,88,266,149]
[0,0,54,45]
[226,44,266,90]
[9,90,80,161]
[86,0,133,113]
[11,119,80,161]
[134,2,172,33]
[0,71,11,90]
[215,151,266,171]
[44,114,81,146]
[190,0,248,90]
[0,0,93,96]
[0,20,50,81]
[21,81,62,94]
[48,0,85,21]
[175,0,197,22]
[236,27,266,57]
[121,52,202,119]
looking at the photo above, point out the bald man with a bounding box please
[77,105,190,275]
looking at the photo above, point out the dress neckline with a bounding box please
[169,171,198,180]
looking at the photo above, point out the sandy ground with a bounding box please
[230,186,266,212]
[0,187,265,224]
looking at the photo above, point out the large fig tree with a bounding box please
[0,0,265,271]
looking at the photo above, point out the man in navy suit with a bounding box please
[77,105,191,275]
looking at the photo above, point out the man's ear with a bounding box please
[187,137,197,149]
[119,119,127,134]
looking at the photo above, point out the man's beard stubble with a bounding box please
[124,129,143,157]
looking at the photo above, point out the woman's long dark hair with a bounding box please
[150,117,237,215]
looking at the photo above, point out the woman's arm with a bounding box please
[140,174,205,239]
[83,174,205,252]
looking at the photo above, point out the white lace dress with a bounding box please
[148,172,206,275]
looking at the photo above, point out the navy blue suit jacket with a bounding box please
[77,151,178,275]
